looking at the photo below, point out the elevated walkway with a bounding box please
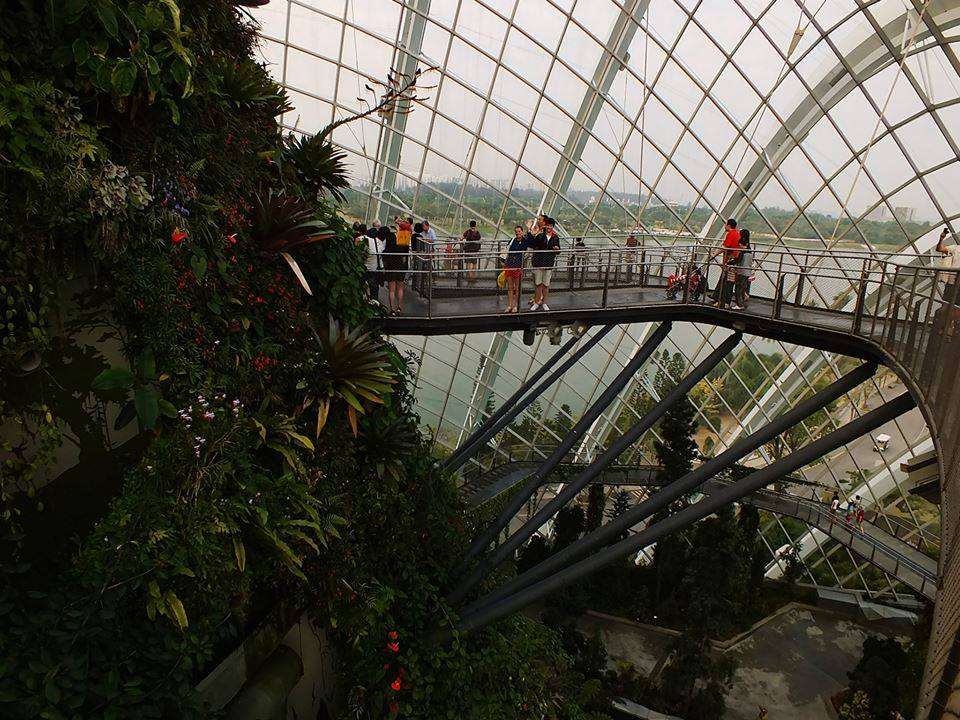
[392,239,960,715]
[458,460,937,600]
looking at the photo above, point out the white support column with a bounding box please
[369,0,432,224]
[541,0,650,217]
[456,331,513,448]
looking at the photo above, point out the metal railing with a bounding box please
[377,240,959,393]
[748,486,937,598]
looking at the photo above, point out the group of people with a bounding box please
[354,214,565,314]
[354,213,764,315]
[353,216,437,316]
[709,218,754,310]
[830,493,866,532]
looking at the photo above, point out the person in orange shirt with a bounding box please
[710,218,740,307]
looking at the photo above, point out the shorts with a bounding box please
[505,267,522,280]
[533,268,553,286]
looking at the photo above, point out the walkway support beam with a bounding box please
[462,360,877,615]
[448,322,672,602]
[454,392,916,634]
[453,332,743,604]
[444,325,615,473]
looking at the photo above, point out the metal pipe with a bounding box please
[444,325,615,473]
[448,321,672,602]
[453,332,743,603]
[460,361,877,615]
[454,392,916,634]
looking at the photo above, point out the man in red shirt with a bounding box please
[710,218,740,306]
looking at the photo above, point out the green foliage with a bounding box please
[554,504,586,550]
[656,633,736,720]
[303,316,397,435]
[215,56,292,117]
[845,633,926,720]
[251,188,335,253]
[0,3,611,719]
[839,690,873,720]
[585,484,606,532]
[283,133,351,204]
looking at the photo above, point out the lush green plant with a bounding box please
[0,3,607,719]
[304,316,396,436]
[585,484,606,532]
[283,133,351,204]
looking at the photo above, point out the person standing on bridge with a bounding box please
[528,216,561,311]
[937,227,960,296]
[733,228,753,310]
[462,220,482,282]
[382,224,407,316]
[504,225,528,313]
[710,218,740,307]
[624,232,638,279]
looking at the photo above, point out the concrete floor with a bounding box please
[577,605,911,720]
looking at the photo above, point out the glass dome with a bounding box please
[252,0,955,599]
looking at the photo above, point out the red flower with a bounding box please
[387,641,399,653]
[388,631,398,640]
[390,677,402,692]
[171,228,188,244]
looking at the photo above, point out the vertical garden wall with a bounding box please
[0,3,603,718]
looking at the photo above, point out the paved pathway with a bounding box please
[577,606,912,720]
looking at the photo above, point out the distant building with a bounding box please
[869,205,917,223]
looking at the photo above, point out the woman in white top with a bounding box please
[365,226,384,301]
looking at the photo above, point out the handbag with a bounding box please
[497,270,507,289]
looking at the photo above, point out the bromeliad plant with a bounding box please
[283,133,351,204]
[250,188,335,295]
[300,316,396,437]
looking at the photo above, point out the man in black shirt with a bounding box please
[462,220,482,281]
[526,216,561,310]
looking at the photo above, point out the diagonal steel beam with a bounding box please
[542,0,650,218]
[454,392,916,634]
[462,361,877,615]
[447,322,672,603]
[444,325,615,473]
[455,331,514,451]
[452,332,743,604]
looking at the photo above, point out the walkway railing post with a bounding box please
[602,250,611,308]
[796,265,806,306]
[853,259,868,334]
[639,249,646,287]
